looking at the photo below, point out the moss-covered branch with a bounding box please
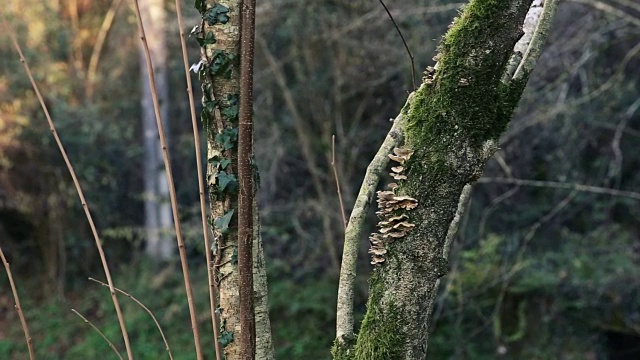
[332,0,562,358]
[334,95,411,350]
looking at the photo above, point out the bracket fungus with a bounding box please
[369,147,418,265]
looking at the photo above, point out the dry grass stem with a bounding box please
[71,309,124,360]
[130,0,203,358]
[0,247,35,360]
[88,278,173,360]
[172,1,222,358]
[1,14,134,359]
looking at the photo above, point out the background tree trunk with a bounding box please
[139,0,173,260]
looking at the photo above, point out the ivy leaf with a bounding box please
[196,32,216,47]
[221,94,239,122]
[220,158,231,169]
[216,171,237,193]
[214,209,234,234]
[214,128,238,150]
[204,4,230,25]
[208,156,231,170]
[209,50,234,78]
[231,247,238,265]
[218,330,234,347]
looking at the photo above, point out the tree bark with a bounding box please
[199,0,274,358]
[332,0,559,358]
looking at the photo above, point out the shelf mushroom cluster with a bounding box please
[369,147,419,265]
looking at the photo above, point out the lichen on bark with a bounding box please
[343,0,539,358]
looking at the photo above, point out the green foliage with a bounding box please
[214,128,238,150]
[269,268,339,359]
[204,4,230,26]
[214,209,235,234]
[195,31,216,47]
[0,263,219,359]
[215,171,238,193]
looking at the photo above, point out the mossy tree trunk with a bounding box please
[196,0,274,359]
[334,0,559,358]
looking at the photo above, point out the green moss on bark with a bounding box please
[351,271,405,360]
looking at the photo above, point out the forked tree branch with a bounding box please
[71,309,124,360]
[130,1,203,358]
[0,247,35,360]
[1,15,134,360]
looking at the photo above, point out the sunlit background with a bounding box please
[1,0,639,359]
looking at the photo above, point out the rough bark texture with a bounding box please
[139,0,174,260]
[238,0,257,356]
[201,1,274,358]
[334,1,538,359]
[203,1,242,358]
[253,194,275,360]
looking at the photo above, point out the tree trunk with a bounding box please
[333,0,559,358]
[198,0,274,358]
[140,0,173,260]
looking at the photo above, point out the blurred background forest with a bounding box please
[1,0,639,359]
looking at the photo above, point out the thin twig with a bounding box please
[1,15,133,360]
[239,0,257,357]
[378,0,417,90]
[88,278,173,360]
[331,135,348,231]
[477,177,640,201]
[172,0,222,358]
[130,1,203,358]
[0,247,35,360]
[70,309,124,360]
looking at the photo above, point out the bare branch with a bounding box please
[172,0,222,357]
[1,15,133,359]
[378,0,417,90]
[130,1,203,358]
[0,247,35,360]
[477,177,640,201]
[71,309,124,360]
[88,278,173,360]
